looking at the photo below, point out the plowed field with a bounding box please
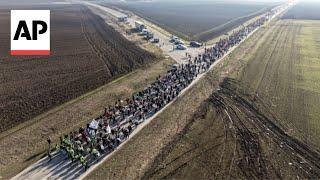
[0,5,155,133]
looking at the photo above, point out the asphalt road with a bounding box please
[80,0,207,64]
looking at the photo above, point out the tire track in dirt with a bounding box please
[254,22,288,94]
[252,21,310,146]
[211,91,269,179]
[283,22,308,141]
[222,109,238,180]
[79,6,113,76]
[215,113,229,179]
[141,102,226,180]
[211,78,320,178]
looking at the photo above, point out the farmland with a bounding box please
[282,1,320,20]
[236,20,320,147]
[86,18,320,179]
[107,0,278,41]
[85,14,272,179]
[0,4,155,133]
[144,20,320,179]
[0,56,173,179]
[3,1,320,179]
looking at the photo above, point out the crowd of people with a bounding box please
[52,15,269,170]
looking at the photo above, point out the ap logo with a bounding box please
[11,10,50,55]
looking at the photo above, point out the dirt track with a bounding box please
[210,78,320,179]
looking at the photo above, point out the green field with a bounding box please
[238,20,320,147]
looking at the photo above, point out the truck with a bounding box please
[135,21,146,31]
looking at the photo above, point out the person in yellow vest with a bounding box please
[80,155,89,171]
[91,148,100,158]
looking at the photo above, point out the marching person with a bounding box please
[47,138,52,161]
[53,16,266,172]
[80,155,89,171]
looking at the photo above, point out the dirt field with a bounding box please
[146,78,320,179]
[107,1,276,41]
[282,1,320,20]
[0,4,155,133]
[0,53,172,179]
[86,20,320,179]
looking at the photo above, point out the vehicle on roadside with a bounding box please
[135,20,146,31]
[190,41,202,47]
[145,33,154,40]
[174,40,184,45]
[170,35,179,43]
[140,29,149,36]
[176,44,187,50]
[151,38,160,43]
[118,16,128,22]
[172,64,179,69]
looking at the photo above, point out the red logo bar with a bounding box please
[11,50,50,56]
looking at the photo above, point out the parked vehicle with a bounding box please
[135,21,145,31]
[170,35,179,43]
[145,33,154,40]
[151,38,160,43]
[118,16,128,22]
[174,40,184,45]
[176,44,187,50]
[190,41,202,47]
[140,29,149,36]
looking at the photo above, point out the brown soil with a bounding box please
[144,78,320,179]
[0,5,155,133]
